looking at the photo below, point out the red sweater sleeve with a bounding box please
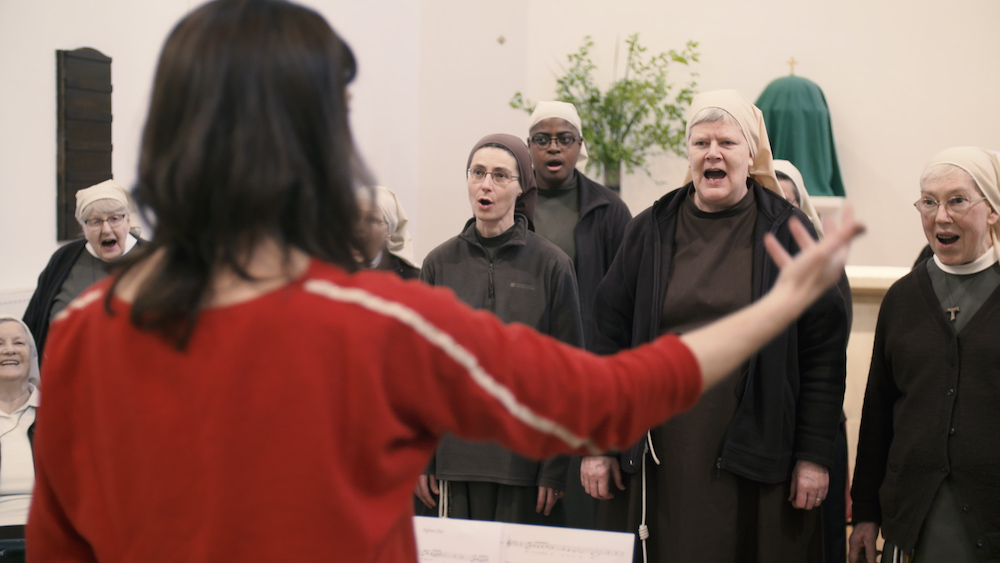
[28,266,703,562]
[366,276,704,459]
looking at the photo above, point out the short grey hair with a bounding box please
[919,162,974,189]
[686,107,742,141]
[919,163,995,213]
[76,199,129,226]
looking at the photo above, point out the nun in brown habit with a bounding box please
[585,90,848,562]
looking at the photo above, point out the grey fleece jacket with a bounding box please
[420,214,584,489]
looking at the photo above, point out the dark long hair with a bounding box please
[113,0,371,347]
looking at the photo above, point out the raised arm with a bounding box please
[394,209,862,467]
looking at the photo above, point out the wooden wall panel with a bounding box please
[56,47,112,241]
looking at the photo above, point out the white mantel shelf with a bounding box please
[846,265,910,299]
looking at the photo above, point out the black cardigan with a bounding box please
[572,172,632,350]
[593,181,848,482]
[23,239,144,364]
[852,265,1000,557]
[22,240,89,364]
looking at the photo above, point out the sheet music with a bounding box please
[414,516,633,563]
[414,517,502,562]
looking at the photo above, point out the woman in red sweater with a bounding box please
[26,1,863,561]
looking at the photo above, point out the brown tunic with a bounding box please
[633,189,820,562]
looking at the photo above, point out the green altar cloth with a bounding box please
[756,76,845,197]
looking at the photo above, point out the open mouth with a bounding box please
[0,360,18,366]
[704,169,727,180]
[546,159,564,172]
[101,239,118,249]
[937,234,959,246]
[478,198,493,208]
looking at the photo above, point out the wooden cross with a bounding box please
[787,57,798,76]
[947,306,960,321]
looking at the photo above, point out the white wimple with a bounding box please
[304,279,600,454]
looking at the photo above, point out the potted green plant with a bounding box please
[511,34,699,190]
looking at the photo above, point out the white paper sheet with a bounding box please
[413,516,633,563]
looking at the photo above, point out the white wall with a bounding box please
[515,0,1000,267]
[3,0,999,297]
[323,0,420,251]
[416,0,529,259]
[0,0,420,294]
[0,0,188,293]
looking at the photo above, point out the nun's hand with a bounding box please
[788,460,829,510]
[581,455,624,500]
[536,486,562,516]
[415,474,439,509]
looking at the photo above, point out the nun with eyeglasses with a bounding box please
[851,147,1000,563]
[21,180,143,363]
[415,133,584,526]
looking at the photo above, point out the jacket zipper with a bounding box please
[488,261,494,299]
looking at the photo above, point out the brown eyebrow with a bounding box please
[470,165,515,175]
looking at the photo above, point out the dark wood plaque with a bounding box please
[56,48,113,241]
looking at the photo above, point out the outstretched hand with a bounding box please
[764,205,864,306]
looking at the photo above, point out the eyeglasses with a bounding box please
[83,214,126,230]
[528,135,581,148]
[913,196,988,216]
[467,169,519,187]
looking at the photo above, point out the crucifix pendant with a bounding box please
[947,306,960,321]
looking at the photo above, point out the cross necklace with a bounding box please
[946,305,960,322]
[943,275,970,322]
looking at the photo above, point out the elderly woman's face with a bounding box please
[688,119,752,212]
[83,206,131,261]
[0,322,31,383]
[920,168,999,266]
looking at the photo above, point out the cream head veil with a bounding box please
[921,146,1000,263]
[773,159,825,238]
[0,316,40,385]
[74,179,142,238]
[683,90,780,195]
[372,185,420,269]
[528,101,590,171]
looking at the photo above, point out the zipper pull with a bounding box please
[488,262,494,299]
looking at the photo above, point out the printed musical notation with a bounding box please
[418,549,491,562]
[503,538,627,559]
[413,516,633,563]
